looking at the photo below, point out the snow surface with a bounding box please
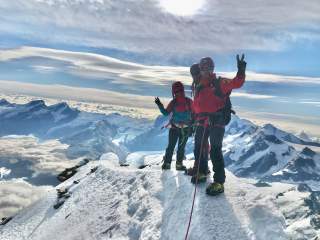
[2,152,318,240]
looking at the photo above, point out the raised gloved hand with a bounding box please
[155,97,162,107]
[237,54,246,76]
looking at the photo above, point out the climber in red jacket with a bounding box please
[155,81,194,171]
[192,54,246,196]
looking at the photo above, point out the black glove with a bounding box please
[237,54,246,76]
[155,97,162,107]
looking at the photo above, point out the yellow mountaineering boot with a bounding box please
[206,182,224,196]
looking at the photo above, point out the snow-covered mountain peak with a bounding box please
[261,123,296,142]
[261,123,279,135]
[48,102,68,111]
[0,98,11,106]
[0,99,80,137]
[25,99,46,108]
[259,122,320,147]
[225,115,257,135]
[297,131,311,142]
[1,154,319,240]
[301,147,316,157]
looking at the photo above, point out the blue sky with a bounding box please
[0,0,319,136]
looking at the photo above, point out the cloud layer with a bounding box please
[0,47,319,136]
[0,135,81,218]
[0,0,319,58]
[1,46,319,89]
[0,179,51,219]
[0,135,77,177]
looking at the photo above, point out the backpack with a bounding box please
[213,77,235,125]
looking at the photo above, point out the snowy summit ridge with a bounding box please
[1,153,319,240]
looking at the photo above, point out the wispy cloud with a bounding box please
[0,46,188,86]
[32,65,58,74]
[0,0,319,58]
[0,80,158,109]
[2,47,319,87]
[1,46,318,115]
[0,78,280,112]
[231,92,275,99]
[222,71,320,85]
[0,47,319,137]
[299,101,320,107]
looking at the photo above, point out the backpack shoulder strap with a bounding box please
[171,98,177,112]
[212,77,236,116]
[213,77,225,98]
[185,97,192,111]
[213,77,233,98]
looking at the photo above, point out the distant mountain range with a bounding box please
[0,99,150,160]
[1,98,320,190]
[1,99,320,239]
[0,99,150,185]
[223,117,320,189]
[126,109,320,190]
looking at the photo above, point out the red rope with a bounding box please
[184,123,208,240]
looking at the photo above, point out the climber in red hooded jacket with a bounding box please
[155,81,194,171]
[191,54,246,196]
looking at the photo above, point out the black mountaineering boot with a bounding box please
[176,161,187,171]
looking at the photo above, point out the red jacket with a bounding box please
[193,73,245,114]
[166,96,194,113]
[158,95,194,126]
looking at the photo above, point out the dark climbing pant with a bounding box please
[194,125,225,183]
[192,130,209,173]
[163,127,189,164]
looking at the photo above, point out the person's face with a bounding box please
[175,91,183,97]
[200,69,213,78]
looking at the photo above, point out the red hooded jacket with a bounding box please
[157,82,194,126]
[193,73,245,115]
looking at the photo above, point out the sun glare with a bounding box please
[159,0,206,16]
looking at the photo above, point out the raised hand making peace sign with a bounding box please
[236,54,246,75]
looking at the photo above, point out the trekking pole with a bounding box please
[184,120,208,240]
